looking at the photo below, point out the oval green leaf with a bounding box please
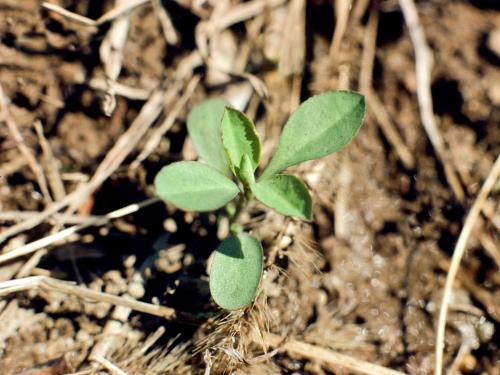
[187,99,231,176]
[221,107,261,178]
[252,174,312,221]
[261,91,365,179]
[209,234,263,310]
[154,161,239,212]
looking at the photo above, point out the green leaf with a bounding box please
[238,154,255,188]
[154,161,239,212]
[209,234,263,310]
[252,174,312,221]
[261,91,365,179]
[221,107,261,178]
[187,99,231,176]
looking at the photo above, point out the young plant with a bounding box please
[154,91,365,310]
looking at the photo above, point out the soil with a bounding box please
[0,0,499,374]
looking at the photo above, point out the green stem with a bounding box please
[229,188,253,235]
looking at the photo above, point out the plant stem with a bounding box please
[229,194,245,234]
[228,188,253,235]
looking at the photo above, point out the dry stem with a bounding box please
[0,83,52,205]
[0,276,176,320]
[435,155,500,375]
[0,198,159,265]
[329,0,351,59]
[0,88,166,245]
[360,8,415,169]
[257,332,406,375]
[399,0,464,201]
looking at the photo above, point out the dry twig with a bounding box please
[367,92,415,169]
[91,355,129,375]
[0,276,176,320]
[437,256,500,322]
[131,75,201,168]
[279,0,306,76]
[41,2,97,26]
[476,228,500,269]
[0,83,52,205]
[0,211,101,224]
[330,0,352,59]
[360,7,415,169]
[88,78,151,101]
[398,0,464,201]
[435,155,500,375]
[0,88,165,245]
[257,331,406,375]
[0,198,159,265]
[151,0,180,45]
[42,0,149,27]
[99,0,131,115]
[216,0,286,31]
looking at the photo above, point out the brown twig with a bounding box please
[26,121,68,279]
[216,0,286,31]
[131,75,201,169]
[0,211,101,224]
[476,228,500,269]
[0,88,165,245]
[87,78,151,101]
[96,0,149,25]
[359,6,379,94]
[151,0,180,45]
[91,355,128,375]
[0,83,52,205]
[367,91,416,169]
[41,2,97,26]
[436,256,500,322]
[256,331,406,375]
[360,7,415,169]
[0,198,159,265]
[279,0,306,76]
[329,0,352,59]
[435,155,500,375]
[16,249,48,278]
[33,121,66,201]
[42,0,149,27]
[398,0,464,201]
[0,276,176,320]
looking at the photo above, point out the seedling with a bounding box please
[154,91,365,310]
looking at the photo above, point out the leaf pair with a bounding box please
[155,91,365,219]
[220,106,313,221]
[255,91,365,220]
[153,103,309,220]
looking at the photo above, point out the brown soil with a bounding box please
[0,0,498,374]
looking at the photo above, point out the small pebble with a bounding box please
[164,218,177,232]
[458,353,476,373]
[123,255,136,269]
[128,281,145,299]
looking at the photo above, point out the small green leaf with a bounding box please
[187,99,231,176]
[252,174,312,221]
[261,91,365,179]
[154,161,239,212]
[209,234,263,310]
[238,154,256,188]
[222,107,261,177]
